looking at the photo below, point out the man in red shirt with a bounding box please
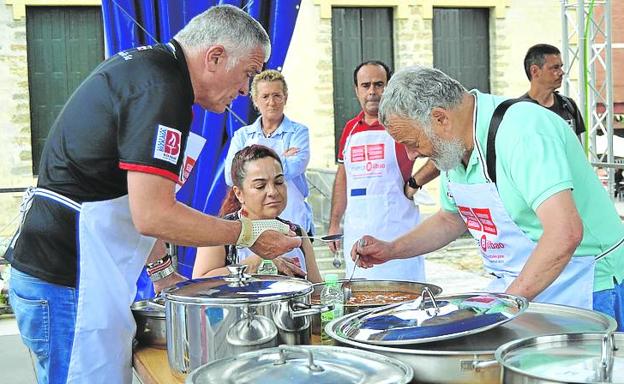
[327,61,436,281]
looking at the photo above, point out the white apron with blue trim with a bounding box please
[446,133,595,308]
[343,129,424,281]
[244,136,309,233]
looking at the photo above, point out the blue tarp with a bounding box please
[100,0,301,296]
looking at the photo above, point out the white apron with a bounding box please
[446,134,595,308]
[66,132,204,382]
[16,188,154,384]
[343,129,424,281]
[68,195,156,383]
[244,136,309,232]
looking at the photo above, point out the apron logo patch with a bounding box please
[351,145,366,162]
[367,143,385,160]
[458,206,498,235]
[154,125,181,165]
[350,143,385,162]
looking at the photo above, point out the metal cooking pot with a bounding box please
[326,302,617,384]
[496,332,624,383]
[185,345,414,384]
[162,264,330,378]
[131,298,166,349]
[310,279,442,335]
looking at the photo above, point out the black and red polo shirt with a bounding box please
[10,39,194,287]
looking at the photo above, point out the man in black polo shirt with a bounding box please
[520,43,586,141]
[6,5,300,383]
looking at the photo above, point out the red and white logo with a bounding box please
[367,143,385,160]
[350,145,366,162]
[350,143,385,162]
[154,125,181,165]
[457,206,498,235]
[179,156,196,184]
[479,234,505,253]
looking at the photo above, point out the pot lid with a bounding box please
[185,345,413,384]
[325,302,617,355]
[334,290,528,345]
[496,332,624,383]
[163,264,312,304]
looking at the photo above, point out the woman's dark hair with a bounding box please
[219,144,283,216]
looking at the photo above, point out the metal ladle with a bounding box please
[343,238,365,301]
[296,234,344,268]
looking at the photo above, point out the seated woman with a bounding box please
[193,144,322,283]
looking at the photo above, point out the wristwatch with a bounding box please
[407,176,422,190]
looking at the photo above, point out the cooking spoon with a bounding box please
[343,238,365,301]
[296,233,343,242]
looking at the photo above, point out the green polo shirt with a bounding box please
[440,90,624,291]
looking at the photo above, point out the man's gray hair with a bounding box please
[379,66,466,128]
[174,4,271,69]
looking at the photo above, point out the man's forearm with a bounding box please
[505,189,583,300]
[128,171,242,247]
[391,210,466,259]
[405,159,440,199]
[136,199,242,247]
[413,159,440,186]
[329,165,347,229]
[505,233,576,301]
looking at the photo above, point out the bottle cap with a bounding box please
[325,273,338,284]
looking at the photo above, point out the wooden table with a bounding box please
[133,347,183,384]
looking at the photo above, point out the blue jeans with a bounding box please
[9,267,77,384]
[593,278,624,331]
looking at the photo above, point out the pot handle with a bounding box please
[599,332,616,381]
[289,301,334,318]
[460,359,498,372]
[273,345,324,372]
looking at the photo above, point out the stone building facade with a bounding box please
[0,0,610,243]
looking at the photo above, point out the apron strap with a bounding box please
[5,187,81,261]
[486,98,526,184]
[33,188,82,212]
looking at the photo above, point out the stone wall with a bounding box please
[0,0,602,248]
[0,0,33,245]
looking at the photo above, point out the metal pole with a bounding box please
[606,0,615,196]
[561,0,570,97]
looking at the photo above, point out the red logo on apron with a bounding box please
[351,145,366,162]
[458,206,498,235]
[367,143,385,160]
[473,208,497,235]
[458,206,482,231]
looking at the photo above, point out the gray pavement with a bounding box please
[0,316,142,383]
[0,316,37,384]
